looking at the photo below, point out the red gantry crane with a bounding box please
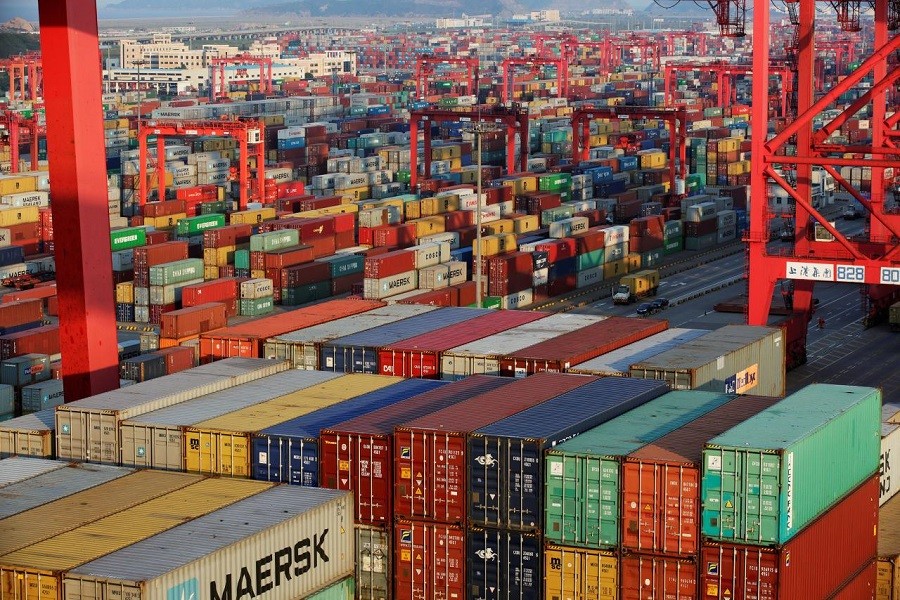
[414,55,479,100]
[0,110,43,173]
[209,54,274,100]
[408,104,529,189]
[138,118,266,211]
[500,56,569,103]
[0,53,43,101]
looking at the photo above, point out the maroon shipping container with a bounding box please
[374,223,417,248]
[265,216,336,241]
[831,561,876,599]
[203,224,253,248]
[159,302,227,339]
[331,273,361,296]
[629,235,664,254]
[149,303,177,326]
[142,200,187,218]
[282,261,331,288]
[155,345,196,374]
[684,220,718,237]
[700,477,878,600]
[453,281,477,307]
[516,192,561,215]
[320,376,513,525]
[622,396,782,556]
[571,227,607,253]
[394,372,598,523]
[444,211,475,231]
[535,239,577,263]
[0,324,59,359]
[620,554,698,600]
[0,299,42,329]
[576,209,605,226]
[144,230,172,245]
[365,249,416,279]
[378,310,547,379]
[394,519,466,600]
[132,241,189,269]
[488,252,534,297]
[397,288,454,307]
[615,198,642,222]
[629,215,665,237]
[499,316,668,376]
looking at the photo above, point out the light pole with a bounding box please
[469,119,497,309]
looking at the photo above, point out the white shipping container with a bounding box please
[133,287,150,306]
[149,278,204,305]
[0,455,67,486]
[240,278,274,300]
[334,174,368,189]
[603,225,629,246]
[268,167,293,182]
[446,261,467,286]
[604,242,628,264]
[418,231,460,250]
[195,159,230,174]
[576,266,603,289]
[882,420,900,505]
[63,487,354,600]
[497,200,516,216]
[533,268,549,287]
[134,305,150,323]
[500,288,534,310]
[0,263,28,280]
[412,241,451,269]
[363,270,418,300]
[685,201,718,222]
[1,191,49,208]
[55,358,290,463]
[170,164,198,178]
[197,171,229,186]
[277,126,307,139]
[356,525,391,600]
[567,328,707,377]
[549,216,590,239]
[186,151,222,165]
[418,264,450,290]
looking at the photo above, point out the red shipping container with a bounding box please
[198,298,383,362]
[132,241,189,269]
[629,235,664,254]
[149,303,177,326]
[155,345,196,374]
[620,554,698,600]
[142,200,187,218]
[0,299,42,327]
[159,302,227,339]
[320,376,512,525]
[394,372,597,523]
[304,235,337,259]
[176,185,218,202]
[396,288,454,307]
[571,227,607,253]
[334,230,356,251]
[0,222,41,246]
[2,285,56,305]
[276,181,305,198]
[358,226,374,246]
[548,274,576,297]
[444,211,474,231]
[144,230,172,245]
[365,249,416,279]
[181,278,238,306]
[378,310,545,378]
[499,316,668,376]
[630,215,665,237]
[622,396,782,556]
[535,239,577,263]
[281,261,331,288]
[0,324,60,359]
[488,252,534,297]
[373,223,417,248]
[453,281,477,307]
[700,476,878,600]
[203,224,253,248]
[331,272,361,296]
[394,519,466,600]
[516,192,561,215]
[832,561,876,599]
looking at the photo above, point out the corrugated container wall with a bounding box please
[566,328,707,376]
[543,544,618,600]
[629,325,785,396]
[701,384,880,546]
[0,410,54,458]
[0,456,66,486]
[877,489,900,600]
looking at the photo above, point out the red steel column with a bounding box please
[409,118,418,189]
[156,134,166,204]
[869,0,888,241]
[239,135,249,210]
[38,0,119,399]
[257,119,266,207]
[794,0,814,258]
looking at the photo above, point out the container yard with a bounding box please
[0,0,897,598]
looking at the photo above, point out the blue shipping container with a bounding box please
[468,377,670,530]
[252,378,447,485]
[0,246,25,268]
[277,137,306,150]
[319,307,492,373]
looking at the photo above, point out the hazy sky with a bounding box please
[1,1,118,22]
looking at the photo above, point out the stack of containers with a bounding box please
[628,214,665,268]
[392,372,600,600]
[130,241,189,324]
[879,489,900,598]
[467,377,670,599]
[159,302,228,350]
[146,258,205,325]
[201,223,252,280]
[663,217,683,254]
[699,384,881,598]
[0,411,56,457]
[239,278,275,317]
[682,198,719,251]
[0,353,49,416]
[601,224,631,281]
[542,390,735,598]
[363,242,451,301]
[319,376,515,600]
[20,378,63,416]
[0,205,40,280]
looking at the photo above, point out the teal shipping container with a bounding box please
[544,390,733,549]
[305,577,355,600]
[701,383,881,546]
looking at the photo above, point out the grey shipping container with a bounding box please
[21,379,65,413]
[0,384,13,417]
[629,325,785,396]
[0,456,67,487]
[119,370,341,470]
[56,357,289,463]
[567,328,707,377]
[356,524,390,600]
[0,409,55,457]
[469,377,670,531]
[441,314,607,380]
[319,307,492,374]
[0,354,51,387]
[264,304,437,369]
[0,462,134,520]
[63,486,354,600]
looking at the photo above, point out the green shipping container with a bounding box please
[469,296,501,310]
[701,384,880,546]
[663,238,682,254]
[176,214,226,236]
[319,254,364,278]
[576,248,605,271]
[281,281,331,306]
[110,227,147,251]
[640,248,663,268]
[545,390,733,549]
[305,577,355,600]
[148,258,204,286]
[539,173,572,193]
[239,295,274,316]
[199,201,227,215]
[397,171,411,184]
[540,206,576,227]
[250,230,300,252]
[234,249,250,270]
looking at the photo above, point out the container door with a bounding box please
[661,463,700,555]
[301,344,318,370]
[469,435,503,527]
[356,526,390,600]
[430,432,467,523]
[218,431,250,477]
[620,554,698,600]
[299,439,319,487]
[622,460,661,552]
[184,428,215,474]
[119,424,152,468]
[510,439,543,531]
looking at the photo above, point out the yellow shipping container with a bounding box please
[0,477,271,600]
[603,258,629,280]
[719,137,740,153]
[482,219,516,235]
[434,194,460,213]
[408,216,445,238]
[115,282,134,305]
[250,269,266,279]
[203,245,235,267]
[544,544,618,600]
[625,252,642,272]
[144,213,187,230]
[230,207,277,224]
[639,152,667,169]
[404,199,422,220]
[0,205,39,227]
[0,176,37,197]
[183,374,401,477]
[476,233,518,258]
[0,470,199,556]
[204,266,220,280]
[340,186,370,202]
[513,214,540,234]
[292,204,359,219]
[878,492,900,600]
[727,160,751,176]
[502,176,537,196]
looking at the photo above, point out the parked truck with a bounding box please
[613,269,660,304]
